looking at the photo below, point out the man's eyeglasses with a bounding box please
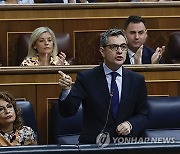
[0,104,14,115]
[104,44,127,52]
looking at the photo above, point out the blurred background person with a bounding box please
[21,27,69,66]
[0,92,37,146]
[123,15,165,64]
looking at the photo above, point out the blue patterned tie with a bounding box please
[110,72,119,119]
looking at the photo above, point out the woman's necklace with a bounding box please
[0,129,16,143]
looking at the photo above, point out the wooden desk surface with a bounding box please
[0,64,180,79]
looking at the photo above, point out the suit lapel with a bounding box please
[116,67,131,123]
[142,47,150,64]
[124,52,131,64]
[95,65,111,107]
[95,65,132,123]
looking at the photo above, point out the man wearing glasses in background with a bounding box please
[58,28,148,144]
[124,15,165,64]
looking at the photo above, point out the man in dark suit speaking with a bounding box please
[123,15,165,64]
[58,28,148,144]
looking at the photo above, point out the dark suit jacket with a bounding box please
[124,45,163,64]
[59,65,148,144]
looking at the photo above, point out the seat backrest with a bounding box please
[18,33,73,65]
[164,32,180,63]
[16,101,39,143]
[147,96,180,129]
[51,101,82,144]
[143,97,180,142]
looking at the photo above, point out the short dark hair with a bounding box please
[100,28,127,47]
[124,15,146,30]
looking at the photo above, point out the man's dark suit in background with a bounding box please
[124,45,163,64]
[124,45,155,64]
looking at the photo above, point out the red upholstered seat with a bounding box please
[163,32,180,64]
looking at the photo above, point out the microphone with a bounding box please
[101,90,113,133]
[110,90,114,97]
[96,90,113,144]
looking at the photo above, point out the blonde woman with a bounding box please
[21,27,69,66]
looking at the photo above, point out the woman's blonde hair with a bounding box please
[27,27,58,59]
[0,92,23,130]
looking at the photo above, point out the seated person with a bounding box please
[0,0,34,4]
[123,15,165,64]
[21,27,69,66]
[0,92,37,146]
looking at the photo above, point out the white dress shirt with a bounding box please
[103,63,122,102]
